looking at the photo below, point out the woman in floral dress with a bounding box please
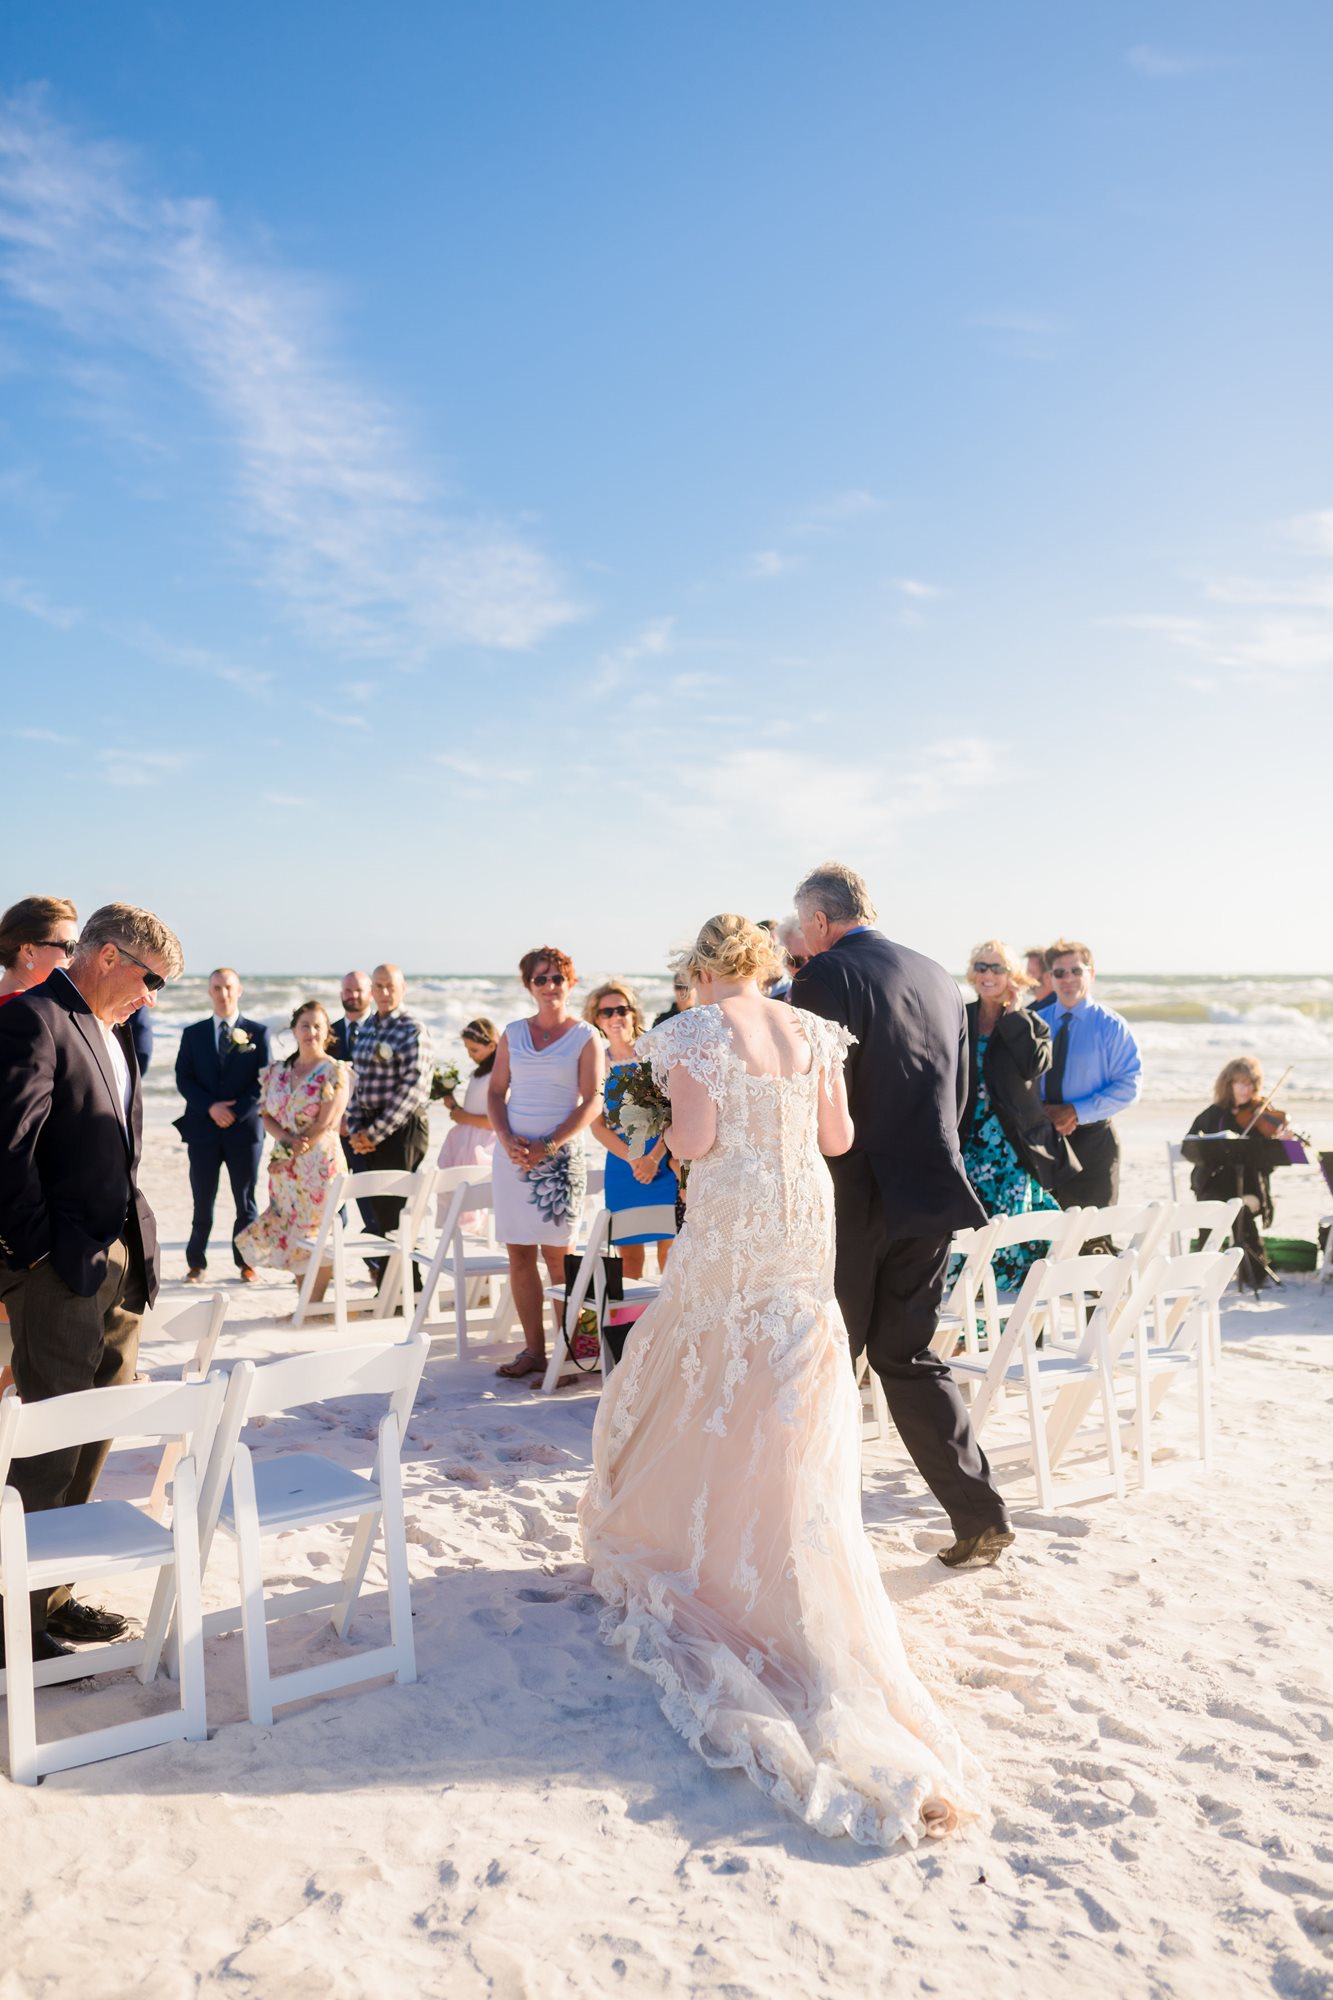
[238,999,351,1301]
[959,940,1060,1292]
[488,946,603,1380]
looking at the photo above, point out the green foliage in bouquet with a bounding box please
[603,1061,670,1157]
[430,1061,463,1102]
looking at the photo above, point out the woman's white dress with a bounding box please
[491,1018,596,1247]
[578,1004,983,1849]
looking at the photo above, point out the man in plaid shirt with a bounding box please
[346,962,434,1282]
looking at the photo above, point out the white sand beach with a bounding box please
[2,1099,1331,1999]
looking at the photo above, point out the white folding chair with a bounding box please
[540,1211,661,1394]
[292,1168,436,1328]
[931,1219,1001,1358]
[967,1209,1090,1364]
[1111,1249,1239,1489]
[1321,1214,1333,1286]
[1071,1200,1170,1264]
[0,1373,225,1786]
[950,1252,1137,1509]
[1166,1140,1190,1205]
[1163,1196,1241,1262]
[410,1171,514,1357]
[139,1293,230,1521]
[855,1349,892,1448]
[148,1332,429,1726]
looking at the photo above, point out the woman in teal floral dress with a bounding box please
[959,940,1061,1292]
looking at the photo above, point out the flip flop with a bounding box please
[495,1350,546,1379]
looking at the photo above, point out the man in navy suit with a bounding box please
[0,902,182,1656]
[792,862,1013,1570]
[175,966,271,1282]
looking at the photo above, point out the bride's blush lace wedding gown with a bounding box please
[578,1004,984,1849]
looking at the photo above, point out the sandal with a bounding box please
[495,1350,546,1380]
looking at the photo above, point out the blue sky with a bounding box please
[3,4,1330,974]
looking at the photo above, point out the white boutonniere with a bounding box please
[374,1040,394,1062]
[229,1027,251,1049]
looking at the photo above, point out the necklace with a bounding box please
[532,1016,564,1048]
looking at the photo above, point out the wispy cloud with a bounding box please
[791,489,883,539]
[0,89,580,661]
[746,548,794,581]
[97,746,193,786]
[1127,45,1228,81]
[973,310,1066,362]
[892,577,943,601]
[1111,509,1333,683]
[15,724,79,744]
[587,616,675,697]
[262,790,312,809]
[0,574,82,628]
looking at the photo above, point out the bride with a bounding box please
[578,914,983,1848]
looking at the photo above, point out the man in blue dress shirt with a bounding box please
[1040,938,1142,1215]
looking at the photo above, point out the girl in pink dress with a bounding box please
[435,1017,499,1232]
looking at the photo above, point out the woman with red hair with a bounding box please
[488,946,603,1379]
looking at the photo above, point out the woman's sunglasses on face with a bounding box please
[971,960,1006,975]
[598,1003,630,1019]
[35,938,77,959]
[531,972,567,988]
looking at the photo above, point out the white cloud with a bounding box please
[0,574,81,628]
[15,724,79,744]
[746,549,792,580]
[1112,510,1333,683]
[588,616,675,696]
[973,310,1066,362]
[263,791,313,808]
[97,747,192,786]
[0,89,579,662]
[892,578,943,601]
[1127,45,1226,80]
[791,490,883,538]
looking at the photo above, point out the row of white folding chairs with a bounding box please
[538,1208,664,1395]
[947,1244,1240,1510]
[0,1330,428,1785]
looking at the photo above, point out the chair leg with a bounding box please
[147,1438,184,1524]
[1095,1344,1126,1501]
[231,1447,274,1728]
[138,1565,177,1686]
[171,1457,209,1740]
[377,1419,416,1685]
[1,1497,38,1786]
[331,1509,379,1641]
[1023,1343,1055,1510]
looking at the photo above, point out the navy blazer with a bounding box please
[174,1013,272,1143]
[792,929,985,1238]
[0,973,159,1304]
[329,1015,365,1064]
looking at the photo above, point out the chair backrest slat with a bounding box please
[0,1375,226,1490]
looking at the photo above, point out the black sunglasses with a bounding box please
[971,960,1006,975]
[35,938,77,959]
[114,944,167,992]
[1051,966,1088,980]
[531,972,567,987]
[598,1003,630,1019]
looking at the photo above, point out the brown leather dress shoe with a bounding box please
[184,1268,206,1285]
[240,1266,258,1283]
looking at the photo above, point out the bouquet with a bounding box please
[430,1061,463,1102]
[603,1062,671,1159]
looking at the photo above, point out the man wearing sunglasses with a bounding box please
[0,902,182,1664]
[1039,939,1142,1216]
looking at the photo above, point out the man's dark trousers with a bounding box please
[830,1152,1007,1538]
[185,1124,264,1271]
[1051,1119,1118,1213]
[0,1237,144,1632]
[358,1110,430,1290]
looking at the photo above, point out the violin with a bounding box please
[1232,1065,1309,1146]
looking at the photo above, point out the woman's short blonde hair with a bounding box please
[583,978,647,1041]
[1213,1055,1263,1107]
[679,913,785,989]
[964,938,1033,1002]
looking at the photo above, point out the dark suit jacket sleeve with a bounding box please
[232,1021,271,1121]
[996,1007,1051,1081]
[175,1021,216,1119]
[129,1006,153,1076]
[789,959,838,1024]
[0,1001,54,1267]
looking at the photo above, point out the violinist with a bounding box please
[1186,1057,1285,1287]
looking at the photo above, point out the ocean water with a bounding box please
[136,971,1333,1109]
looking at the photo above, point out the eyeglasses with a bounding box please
[672,983,691,995]
[597,1004,630,1019]
[971,960,1006,975]
[531,972,567,988]
[1051,966,1088,981]
[113,944,167,992]
[35,939,77,959]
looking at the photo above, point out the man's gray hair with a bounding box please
[78,903,185,980]
[793,862,877,928]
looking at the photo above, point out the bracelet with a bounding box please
[544,1138,561,1159]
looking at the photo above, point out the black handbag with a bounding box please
[561,1252,625,1371]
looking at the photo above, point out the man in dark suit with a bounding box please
[791,862,1014,1568]
[174,966,271,1283]
[329,968,373,1063]
[0,902,182,1658]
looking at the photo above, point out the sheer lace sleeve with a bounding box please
[796,1010,856,1100]
[637,1006,732,1106]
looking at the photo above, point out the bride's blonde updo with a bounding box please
[680,913,785,989]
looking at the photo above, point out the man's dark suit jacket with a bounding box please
[174,1015,271,1143]
[329,1015,366,1064]
[792,929,985,1238]
[0,973,159,1304]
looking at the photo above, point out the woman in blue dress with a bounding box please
[585,978,677,1277]
[960,939,1062,1292]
